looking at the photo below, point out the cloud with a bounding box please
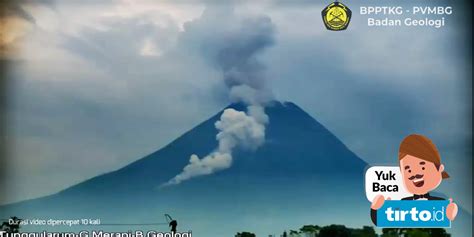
[0,0,45,59]
[261,1,471,211]
[0,0,46,24]
[2,1,219,204]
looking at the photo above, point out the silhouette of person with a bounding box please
[169,219,177,233]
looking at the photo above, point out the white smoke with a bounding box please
[162,8,275,186]
[163,107,267,186]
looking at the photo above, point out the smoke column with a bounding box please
[163,9,275,186]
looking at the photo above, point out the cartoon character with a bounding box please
[370,134,458,225]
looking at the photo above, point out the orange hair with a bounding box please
[399,134,449,179]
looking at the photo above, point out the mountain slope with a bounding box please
[3,101,467,236]
[61,101,365,193]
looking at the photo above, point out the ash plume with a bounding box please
[163,8,275,186]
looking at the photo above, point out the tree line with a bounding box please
[235,224,451,237]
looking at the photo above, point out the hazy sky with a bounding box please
[2,0,471,215]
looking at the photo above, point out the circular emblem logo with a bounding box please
[322,2,352,31]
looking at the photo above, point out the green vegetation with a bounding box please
[381,228,450,237]
[235,232,256,237]
[237,225,450,237]
[1,217,21,233]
